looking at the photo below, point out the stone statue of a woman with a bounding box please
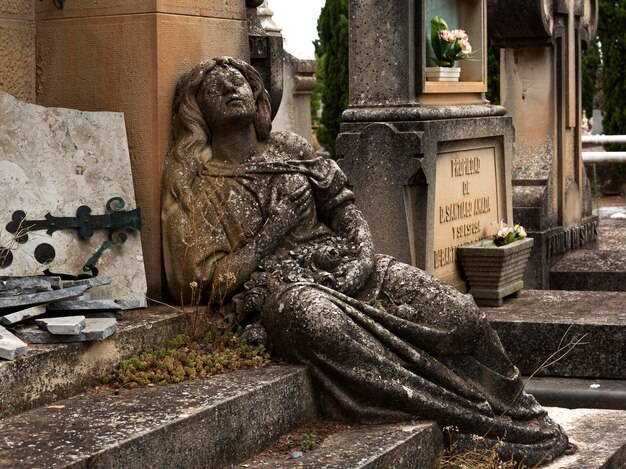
[161,57,569,465]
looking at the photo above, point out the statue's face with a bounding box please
[198,65,256,129]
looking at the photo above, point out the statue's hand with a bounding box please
[334,245,375,296]
[267,184,312,236]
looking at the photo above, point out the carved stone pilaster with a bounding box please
[247,0,283,119]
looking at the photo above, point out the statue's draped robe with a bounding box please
[162,133,568,465]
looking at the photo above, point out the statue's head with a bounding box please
[171,57,272,158]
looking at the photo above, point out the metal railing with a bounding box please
[582,135,626,164]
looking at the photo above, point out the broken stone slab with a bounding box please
[61,276,112,289]
[35,316,86,335]
[0,305,46,326]
[40,309,124,321]
[0,284,91,312]
[0,92,147,307]
[114,299,142,310]
[0,326,28,360]
[46,299,121,312]
[14,318,117,343]
[0,276,62,297]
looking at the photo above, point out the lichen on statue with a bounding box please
[161,56,570,465]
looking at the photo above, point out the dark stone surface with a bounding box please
[550,250,626,291]
[523,217,599,289]
[0,366,317,469]
[483,290,626,379]
[241,422,443,469]
[0,306,185,418]
[525,377,626,410]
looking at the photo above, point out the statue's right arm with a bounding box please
[209,184,313,302]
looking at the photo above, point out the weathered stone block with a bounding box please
[0,366,318,468]
[35,0,246,20]
[0,19,35,102]
[243,422,443,468]
[0,0,34,18]
[484,290,626,379]
[543,407,626,469]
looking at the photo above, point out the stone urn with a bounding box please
[457,237,534,307]
[425,66,461,82]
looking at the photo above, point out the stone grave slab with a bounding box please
[15,317,117,343]
[0,325,27,360]
[35,316,86,335]
[0,92,146,306]
[483,290,626,379]
[544,407,626,468]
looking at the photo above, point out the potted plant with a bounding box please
[456,221,534,307]
[426,16,475,82]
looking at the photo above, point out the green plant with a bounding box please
[300,431,317,452]
[486,45,500,105]
[430,16,477,67]
[102,330,271,389]
[598,1,626,151]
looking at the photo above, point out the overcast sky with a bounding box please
[266,0,326,59]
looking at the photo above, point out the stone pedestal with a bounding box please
[34,1,251,299]
[0,0,35,103]
[337,0,513,291]
[489,0,599,289]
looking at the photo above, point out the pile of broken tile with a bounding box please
[0,275,139,360]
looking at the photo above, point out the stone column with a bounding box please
[489,0,599,288]
[35,1,251,300]
[338,0,514,291]
[0,0,35,102]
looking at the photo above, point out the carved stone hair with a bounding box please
[169,56,272,166]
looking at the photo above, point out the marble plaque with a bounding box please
[0,92,147,306]
[433,145,506,288]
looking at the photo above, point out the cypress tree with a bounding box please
[314,0,349,157]
[581,37,601,119]
[598,0,626,149]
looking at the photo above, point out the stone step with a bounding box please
[525,377,626,410]
[237,422,442,469]
[0,305,185,418]
[543,407,626,469]
[482,290,626,379]
[550,250,626,291]
[0,366,318,469]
